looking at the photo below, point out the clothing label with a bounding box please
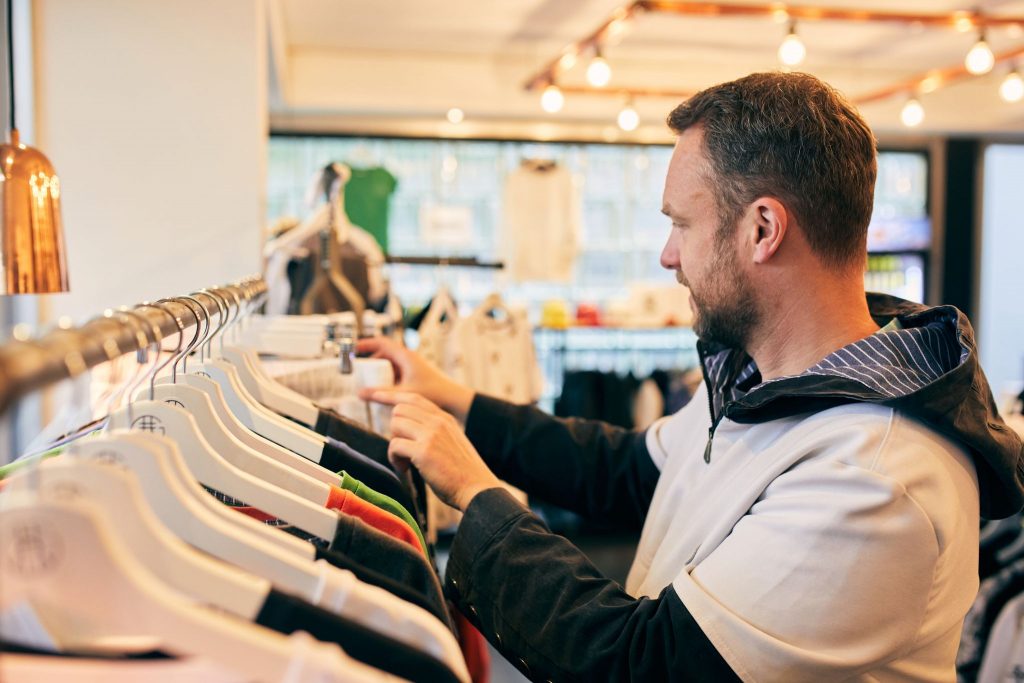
[0,600,60,652]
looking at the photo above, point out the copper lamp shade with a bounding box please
[0,128,69,294]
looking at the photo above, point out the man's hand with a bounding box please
[356,337,474,423]
[370,390,502,511]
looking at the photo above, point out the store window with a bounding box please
[267,136,932,311]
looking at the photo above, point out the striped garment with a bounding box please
[703,309,965,419]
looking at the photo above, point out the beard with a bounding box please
[679,241,759,351]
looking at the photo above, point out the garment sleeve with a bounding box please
[464,394,661,529]
[445,489,739,682]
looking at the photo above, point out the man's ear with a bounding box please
[747,197,788,264]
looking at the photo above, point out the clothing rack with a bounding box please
[0,277,266,415]
[384,255,504,269]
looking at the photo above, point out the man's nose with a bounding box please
[660,239,679,270]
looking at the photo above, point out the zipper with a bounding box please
[697,345,721,464]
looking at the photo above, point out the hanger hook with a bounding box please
[112,308,162,424]
[133,302,184,401]
[201,289,233,355]
[196,290,229,359]
[155,298,200,383]
[172,296,209,374]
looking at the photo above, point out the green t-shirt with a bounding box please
[337,469,427,554]
[344,167,397,252]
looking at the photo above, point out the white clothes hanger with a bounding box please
[147,299,335,497]
[4,458,272,620]
[0,495,375,683]
[40,447,467,681]
[144,385,332,505]
[142,298,335,500]
[94,305,323,561]
[327,569,471,683]
[70,433,364,610]
[208,287,320,427]
[86,430,313,557]
[196,359,328,460]
[108,400,339,543]
[108,301,338,542]
[172,373,337,485]
[182,292,328,461]
[221,345,320,427]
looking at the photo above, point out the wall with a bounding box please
[32,0,267,322]
[979,144,1024,407]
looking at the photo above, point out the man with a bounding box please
[358,72,1024,681]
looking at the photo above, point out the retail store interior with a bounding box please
[0,1,1022,681]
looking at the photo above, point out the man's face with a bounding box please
[660,127,759,350]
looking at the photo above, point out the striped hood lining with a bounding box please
[697,293,1024,519]
[703,308,963,419]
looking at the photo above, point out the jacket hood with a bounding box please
[698,292,1024,519]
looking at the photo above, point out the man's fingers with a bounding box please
[389,415,428,440]
[355,337,388,356]
[387,437,421,473]
[366,389,439,411]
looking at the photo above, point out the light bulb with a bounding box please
[953,12,974,33]
[559,51,577,71]
[1000,70,1024,103]
[617,103,639,131]
[541,85,565,113]
[965,37,995,75]
[587,55,612,87]
[446,108,464,124]
[778,25,806,66]
[900,98,924,128]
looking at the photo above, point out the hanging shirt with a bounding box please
[450,303,543,406]
[312,545,448,628]
[329,512,450,628]
[338,470,427,556]
[501,160,580,283]
[331,488,424,555]
[255,589,466,683]
[345,167,397,252]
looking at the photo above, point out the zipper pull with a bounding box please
[703,427,714,464]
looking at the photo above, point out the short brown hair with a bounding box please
[667,72,877,269]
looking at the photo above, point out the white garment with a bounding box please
[629,383,981,682]
[977,592,1024,683]
[417,294,539,533]
[501,161,580,283]
[449,301,543,405]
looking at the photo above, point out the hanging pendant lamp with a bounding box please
[1,1,68,294]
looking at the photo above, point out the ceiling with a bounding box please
[268,0,1024,141]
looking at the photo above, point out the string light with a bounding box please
[953,11,975,33]
[778,22,806,66]
[540,84,565,113]
[617,100,639,131]
[586,48,612,87]
[446,108,464,124]
[1000,66,1024,103]
[900,97,925,127]
[558,51,577,71]
[965,32,995,75]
